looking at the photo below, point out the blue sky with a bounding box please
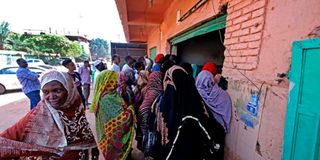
[0,0,126,42]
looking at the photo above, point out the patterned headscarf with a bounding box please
[89,70,134,159]
[41,70,78,110]
[90,70,119,114]
[40,70,96,145]
[0,70,97,159]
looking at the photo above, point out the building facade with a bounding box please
[116,0,320,159]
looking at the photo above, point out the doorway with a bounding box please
[169,14,227,75]
[283,38,320,160]
[176,29,225,71]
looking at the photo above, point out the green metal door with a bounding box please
[150,47,157,62]
[283,38,320,160]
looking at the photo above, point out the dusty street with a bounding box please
[0,90,25,107]
[0,88,143,160]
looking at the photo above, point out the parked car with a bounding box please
[30,64,56,70]
[26,59,46,65]
[0,66,48,94]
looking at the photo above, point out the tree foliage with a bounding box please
[6,33,83,57]
[0,21,10,49]
[75,52,90,62]
[89,38,109,59]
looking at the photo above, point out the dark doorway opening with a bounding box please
[175,28,225,74]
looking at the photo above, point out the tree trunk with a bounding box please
[0,43,3,50]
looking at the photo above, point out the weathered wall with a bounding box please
[145,0,320,159]
[223,0,267,73]
[147,0,222,54]
[147,27,161,56]
[223,0,320,160]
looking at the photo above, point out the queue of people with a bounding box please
[0,54,232,160]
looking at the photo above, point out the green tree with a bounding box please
[6,32,32,52]
[24,34,69,56]
[5,32,83,57]
[89,38,109,59]
[75,52,90,62]
[66,41,83,57]
[23,34,82,57]
[0,21,10,49]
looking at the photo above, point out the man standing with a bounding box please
[62,58,86,108]
[79,60,92,107]
[93,60,106,87]
[16,58,41,110]
[122,55,134,71]
[110,54,121,73]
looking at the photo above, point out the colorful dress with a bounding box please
[90,70,135,160]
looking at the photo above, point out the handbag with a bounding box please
[142,94,162,158]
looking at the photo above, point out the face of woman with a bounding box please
[42,80,68,109]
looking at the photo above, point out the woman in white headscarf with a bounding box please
[0,70,99,159]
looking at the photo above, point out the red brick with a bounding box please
[246,56,259,63]
[226,20,233,27]
[233,13,251,25]
[253,0,267,10]
[227,10,242,21]
[239,32,262,42]
[242,0,266,14]
[221,68,240,77]
[234,0,253,11]
[227,6,234,13]
[238,48,260,56]
[252,8,265,18]
[241,16,264,29]
[224,46,232,54]
[230,43,248,50]
[242,4,255,14]
[235,62,258,70]
[224,37,239,45]
[229,0,242,7]
[225,33,232,39]
[233,56,247,63]
[250,23,264,33]
[248,41,260,48]
[228,48,259,57]
[223,62,235,69]
[232,28,250,37]
[227,24,241,32]
[224,49,235,57]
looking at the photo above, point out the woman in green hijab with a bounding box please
[90,70,135,159]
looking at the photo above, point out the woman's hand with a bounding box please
[214,74,222,84]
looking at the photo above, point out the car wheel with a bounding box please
[0,84,5,95]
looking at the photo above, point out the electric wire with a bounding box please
[211,0,262,91]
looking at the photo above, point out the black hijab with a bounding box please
[159,65,212,159]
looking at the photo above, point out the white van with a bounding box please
[0,50,26,67]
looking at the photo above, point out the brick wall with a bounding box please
[223,0,267,73]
